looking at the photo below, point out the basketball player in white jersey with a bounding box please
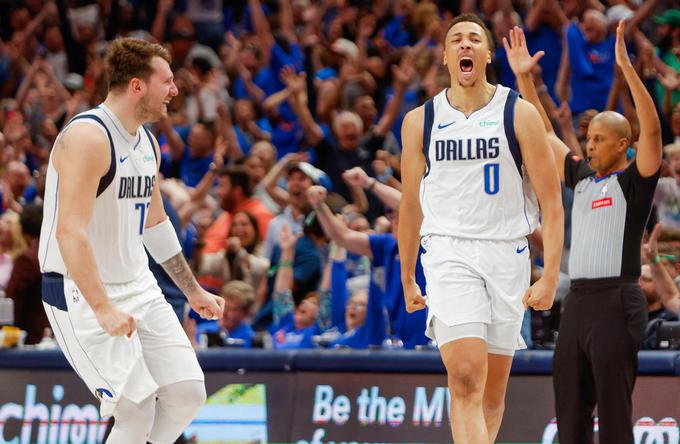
[398,15,564,443]
[38,38,224,443]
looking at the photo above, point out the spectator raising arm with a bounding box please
[278,0,298,45]
[216,103,243,163]
[342,167,401,210]
[260,152,309,209]
[249,0,274,65]
[282,68,324,146]
[274,224,299,296]
[643,224,680,315]
[506,26,577,180]
[157,116,186,162]
[524,0,568,34]
[372,56,417,139]
[151,0,174,42]
[306,185,372,258]
[554,102,585,157]
[555,34,571,105]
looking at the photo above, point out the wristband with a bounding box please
[650,255,662,264]
[143,218,182,264]
[268,260,294,277]
[377,166,393,183]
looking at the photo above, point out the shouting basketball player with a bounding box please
[398,14,564,443]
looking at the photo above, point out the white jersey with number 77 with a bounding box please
[38,104,159,284]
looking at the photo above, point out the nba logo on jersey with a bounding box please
[72,288,80,303]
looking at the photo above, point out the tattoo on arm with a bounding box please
[160,252,199,296]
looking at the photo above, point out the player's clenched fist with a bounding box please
[189,289,225,321]
[523,277,557,311]
[403,281,427,313]
[95,303,137,337]
[306,185,327,208]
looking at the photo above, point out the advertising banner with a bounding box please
[1,369,679,443]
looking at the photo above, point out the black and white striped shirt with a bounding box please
[565,154,659,279]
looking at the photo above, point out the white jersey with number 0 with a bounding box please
[419,85,539,240]
[38,104,158,284]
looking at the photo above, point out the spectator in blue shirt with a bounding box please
[307,174,429,349]
[562,10,615,114]
[270,224,320,349]
[194,280,257,348]
[523,0,568,103]
[327,246,386,349]
[157,118,215,188]
[254,203,327,330]
[232,99,272,156]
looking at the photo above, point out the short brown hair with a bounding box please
[105,38,171,91]
[445,14,495,52]
[218,165,253,197]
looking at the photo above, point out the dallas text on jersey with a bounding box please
[434,137,500,162]
[118,175,156,199]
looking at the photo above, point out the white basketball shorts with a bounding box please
[42,270,203,417]
[420,234,530,354]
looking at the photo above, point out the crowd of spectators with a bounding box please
[1,0,680,351]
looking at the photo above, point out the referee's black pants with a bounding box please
[553,277,647,444]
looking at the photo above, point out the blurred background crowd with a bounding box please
[1,0,680,351]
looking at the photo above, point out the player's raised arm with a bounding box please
[615,20,662,178]
[398,107,427,313]
[504,26,571,182]
[144,132,224,320]
[514,100,564,310]
[54,124,136,337]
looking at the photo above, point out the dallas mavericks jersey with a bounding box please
[39,104,158,284]
[419,86,539,240]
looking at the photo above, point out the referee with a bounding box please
[505,23,662,443]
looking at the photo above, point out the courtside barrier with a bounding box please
[2,349,680,443]
[2,348,680,374]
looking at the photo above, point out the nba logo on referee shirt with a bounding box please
[592,182,612,209]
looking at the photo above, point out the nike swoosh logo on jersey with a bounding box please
[516,245,528,254]
[119,155,129,163]
[437,121,455,129]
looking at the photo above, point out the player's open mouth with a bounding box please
[460,57,474,73]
